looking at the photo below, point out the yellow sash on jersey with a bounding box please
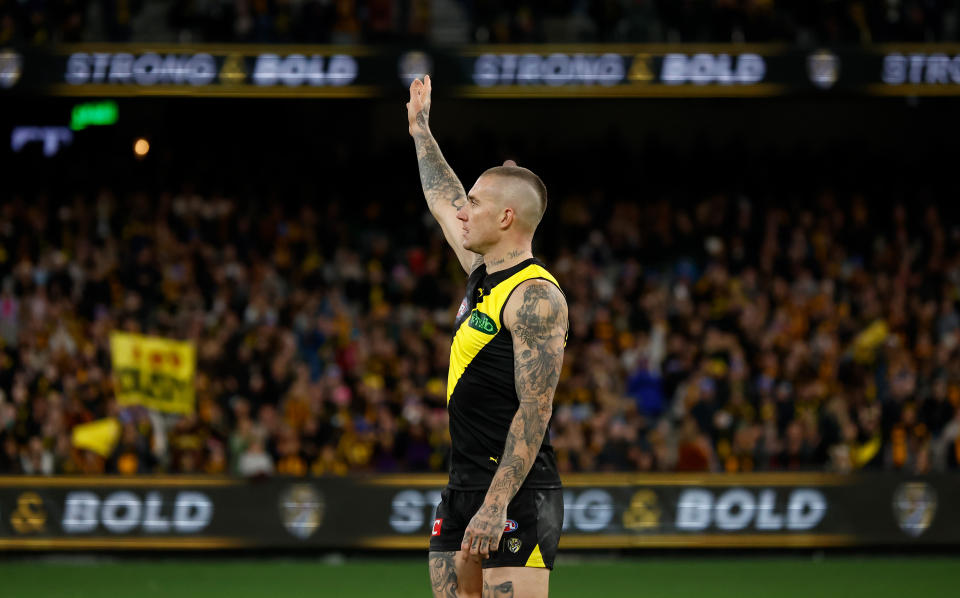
[446,263,560,404]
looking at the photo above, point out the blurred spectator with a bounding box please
[1,128,960,478]
[2,0,959,44]
[21,435,54,474]
[106,420,155,474]
[237,436,275,476]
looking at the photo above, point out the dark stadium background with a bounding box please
[6,95,960,271]
[3,1,960,595]
[3,91,958,596]
[6,94,960,200]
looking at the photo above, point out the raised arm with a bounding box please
[406,76,482,274]
[461,279,568,559]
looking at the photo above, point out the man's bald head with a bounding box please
[480,163,548,233]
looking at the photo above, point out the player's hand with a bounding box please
[461,501,506,561]
[406,75,432,137]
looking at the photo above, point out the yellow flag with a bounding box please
[110,331,196,414]
[852,319,889,365]
[72,418,121,457]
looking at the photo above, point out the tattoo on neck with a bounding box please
[487,249,525,267]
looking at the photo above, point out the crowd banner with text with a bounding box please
[0,474,954,550]
[109,332,197,415]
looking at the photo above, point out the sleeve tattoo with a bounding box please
[414,134,467,213]
[487,282,567,505]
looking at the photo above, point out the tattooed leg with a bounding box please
[483,579,515,598]
[484,567,550,598]
[429,550,482,598]
[429,551,459,598]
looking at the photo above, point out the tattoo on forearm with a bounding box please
[428,551,459,598]
[488,402,544,501]
[416,103,429,132]
[414,134,466,211]
[488,283,567,504]
[483,580,515,598]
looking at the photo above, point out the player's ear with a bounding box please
[500,207,514,230]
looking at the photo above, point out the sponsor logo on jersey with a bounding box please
[504,519,518,533]
[456,298,469,319]
[468,310,498,334]
[432,518,443,536]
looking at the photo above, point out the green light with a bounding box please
[70,101,118,131]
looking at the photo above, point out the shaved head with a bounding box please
[480,164,548,232]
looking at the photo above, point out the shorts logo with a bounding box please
[506,537,522,553]
[503,519,518,533]
[431,518,443,536]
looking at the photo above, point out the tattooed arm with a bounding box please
[461,279,568,559]
[406,75,482,274]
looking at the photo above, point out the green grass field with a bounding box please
[1,556,958,598]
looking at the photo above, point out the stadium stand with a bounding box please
[2,129,959,477]
[1,0,958,45]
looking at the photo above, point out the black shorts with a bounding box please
[428,486,563,570]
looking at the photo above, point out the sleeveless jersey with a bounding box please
[446,257,564,490]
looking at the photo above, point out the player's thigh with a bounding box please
[483,566,550,598]
[429,550,483,598]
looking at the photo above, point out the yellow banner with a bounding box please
[109,332,196,414]
[71,418,121,457]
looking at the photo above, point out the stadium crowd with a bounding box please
[1,0,957,45]
[1,146,959,477]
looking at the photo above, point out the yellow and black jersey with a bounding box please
[446,257,564,490]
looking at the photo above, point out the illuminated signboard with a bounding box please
[881,52,960,85]
[0,474,957,551]
[472,53,627,86]
[64,52,359,88]
[460,47,782,97]
[471,52,768,87]
[251,54,357,86]
[70,100,118,130]
[660,53,765,84]
[65,52,218,86]
[6,44,960,98]
[0,50,22,88]
[11,126,73,156]
[44,46,377,98]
